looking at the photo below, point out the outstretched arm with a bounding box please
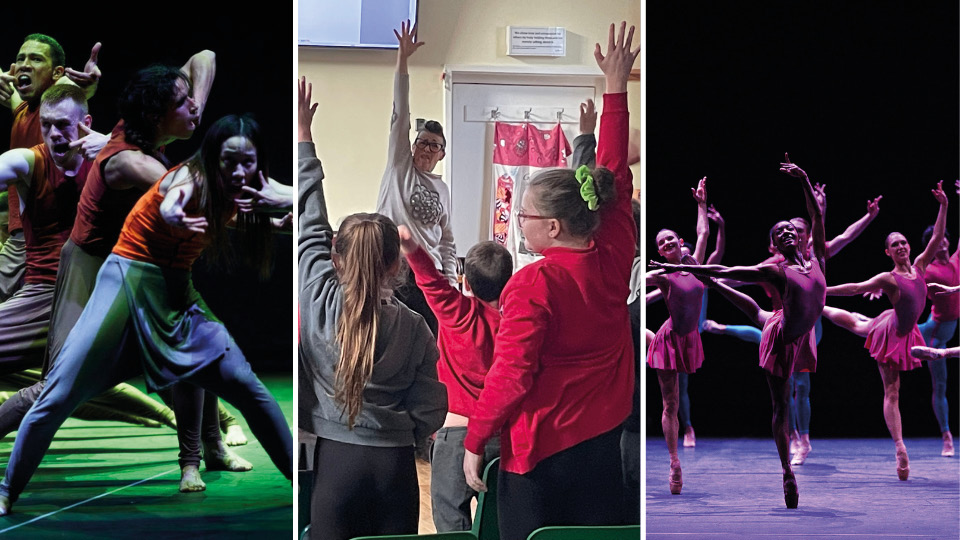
[159,169,206,234]
[691,177,709,264]
[704,277,768,327]
[63,42,102,99]
[0,148,35,191]
[826,271,895,297]
[650,260,779,285]
[706,205,725,264]
[825,195,881,259]
[780,153,825,260]
[914,181,949,271]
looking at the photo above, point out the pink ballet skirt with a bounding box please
[647,318,703,373]
[864,309,924,371]
[759,309,817,378]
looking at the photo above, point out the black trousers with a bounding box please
[311,438,418,540]
[498,426,625,540]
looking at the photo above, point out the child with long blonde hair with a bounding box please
[297,76,446,540]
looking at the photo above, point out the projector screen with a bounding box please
[299,0,419,49]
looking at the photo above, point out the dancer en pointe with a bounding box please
[646,177,709,494]
[821,180,950,478]
[651,153,826,509]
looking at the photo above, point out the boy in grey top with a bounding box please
[375,22,457,287]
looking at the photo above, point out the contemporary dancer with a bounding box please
[646,177,709,494]
[821,180,949,479]
[376,21,456,335]
[651,153,826,509]
[0,53,253,491]
[0,34,102,301]
[917,214,958,456]
[463,22,638,538]
[0,113,294,516]
[298,76,446,540]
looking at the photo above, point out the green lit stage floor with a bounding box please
[0,374,293,539]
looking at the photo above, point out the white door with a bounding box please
[445,73,602,255]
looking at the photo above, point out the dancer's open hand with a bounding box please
[298,76,318,142]
[594,22,639,93]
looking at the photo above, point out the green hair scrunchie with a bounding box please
[575,165,599,211]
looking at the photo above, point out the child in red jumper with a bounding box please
[398,225,512,532]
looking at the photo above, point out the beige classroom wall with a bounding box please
[300,0,641,225]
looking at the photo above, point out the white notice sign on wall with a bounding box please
[506,26,566,57]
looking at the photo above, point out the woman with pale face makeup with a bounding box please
[820,181,949,480]
[0,115,294,515]
[461,22,639,536]
[650,154,826,509]
[645,177,708,495]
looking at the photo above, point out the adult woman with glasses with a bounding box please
[376,21,456,336]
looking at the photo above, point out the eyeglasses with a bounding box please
[415,139,445,153]
[517,212,552,225]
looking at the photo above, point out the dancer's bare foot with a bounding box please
[179,465,206,492]
[223,424,248,446]
[0,494,10,516]
[204,440,252,471]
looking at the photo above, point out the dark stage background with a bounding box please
[646,3,959,439]
[2,6,294,373]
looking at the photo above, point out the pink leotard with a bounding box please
[759,259,825,377]
[647,272,705,373]
[925,249,959,322]
[865,269,927,370]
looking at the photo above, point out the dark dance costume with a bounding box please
[648,272,705,373]
[864,270,927,371]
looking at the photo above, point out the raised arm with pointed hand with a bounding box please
[0,66,17,109]
[691,177,709,264]
[914,181,949,272]
[825,195,882,258]
[779,153,825,262]
[706,205,725,264]
[394,20,424,75]
[63,42,101,99]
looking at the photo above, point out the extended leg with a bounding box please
[657,369,682,494]
[821,306,872,337]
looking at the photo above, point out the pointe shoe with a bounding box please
[783,471,799,509]
[669,461,683,495]
[896,446,910,481]
[789,430,801,455]
[791,436,811,466]
[942,432,954,458]
[683,426,696,447]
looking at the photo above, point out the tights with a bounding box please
[918,313,958,433]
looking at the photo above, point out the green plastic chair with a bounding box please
[471,457,500,540]
[526,525,642,540]
[350,533,476,540]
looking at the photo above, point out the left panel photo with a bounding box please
[0,5,294,537]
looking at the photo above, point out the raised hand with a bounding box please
[236,171,292,213]
[866,195,882,217]
[64,42,102,88]
[691,176,707,205]
[594,22,640,93]
[779,152,808,179]
[813,182,826,214]
[67,123,109,160]
[397,225,419,255]
[707,204,724,226]
[0,65,16,103]
[164,190,208,234]
[298,76,318,142]
[579,98,597,135]
[932,180,948,205]
[394,20,424,65]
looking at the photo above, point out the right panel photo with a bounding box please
[645,3,959,538]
